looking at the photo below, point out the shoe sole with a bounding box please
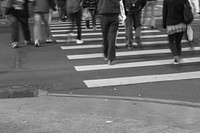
[34,43,40,47]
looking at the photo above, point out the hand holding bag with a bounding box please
[82,7,91,20]
[186,25,194,41]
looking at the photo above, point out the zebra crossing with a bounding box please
[50,19,200,89]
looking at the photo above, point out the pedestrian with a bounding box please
[66,0,83,44]
[98,0,120,65]
[57,0,67,22]
[4,0,32,48]
[142,0,157,29]
[82,2,92,29]
[123,0,146,49]
[82,0,98,30]
[163,0,188,64]
[184,0,200,48]
[31,0,56,47]
[1,0,9,24]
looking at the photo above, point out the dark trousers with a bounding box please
[90,10,96,27]
[168,32,184,56]
[100,14,119,61]
[68,10,82,40]
[86,10,96,28]
[9,15,31,42]
[125,11,142,45]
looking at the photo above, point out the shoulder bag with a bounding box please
[183,0,194,24]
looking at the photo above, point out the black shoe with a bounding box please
[108,60,114,65]
[61,18,66,22]
[151,26,156,29]
[25,40,33,45]
[126,44,134,49]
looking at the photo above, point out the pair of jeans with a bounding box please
[8,15,31,43]
[33,12,52,42]
[125,11,142,45]
[86,9,96,28]
[168,32,184,57]
[100,14,119,61]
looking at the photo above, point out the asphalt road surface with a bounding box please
[0,3,200,103]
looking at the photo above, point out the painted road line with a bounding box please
[75,57,200,71]
[50,26,125,30]
[57,35,167,42]
[50,21,101,25]
[84,71,200,88]
[67,47,200,60]
[50,26,148,30]
[54,34,167,39]
[50,23,124,27]
[51,29,160,33]
[60,40,188,49]
[50,26,101,29]
[53,31,163,37]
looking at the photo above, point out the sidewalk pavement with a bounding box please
[0,94,200,133]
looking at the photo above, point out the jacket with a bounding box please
[122,0,146,15]
[4,0,29,17]
[162,0,185,28]
[98,0,120,15]
[32,0,56,13]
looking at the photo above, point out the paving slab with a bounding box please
[0,95,200,133]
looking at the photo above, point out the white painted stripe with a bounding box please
[84,71,200,88]
[50,26,101,29]
[60,40,188,49]
[68,47,200,60]
[51,29,160,33]
[50,26,148,30]
[75,57,200,71]
[50,23,124,27]
[53,34,167,39]
[50,21,101,25]
[52,31,162,37]
[156,5,163,8]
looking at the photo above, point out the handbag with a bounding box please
[82,8,91,20]
[186,25,194,41]
[183,0,194,24]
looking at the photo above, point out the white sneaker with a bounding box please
[76,39,83,44]
[34,40,40,47]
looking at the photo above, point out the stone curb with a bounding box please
[0,86,48,99]
[48,93,200,108]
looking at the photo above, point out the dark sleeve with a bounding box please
[97,0,102,13]
[48,0,56,10]
[141,0,146,9]
[162,0,167,29]
[82,0,90,8]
